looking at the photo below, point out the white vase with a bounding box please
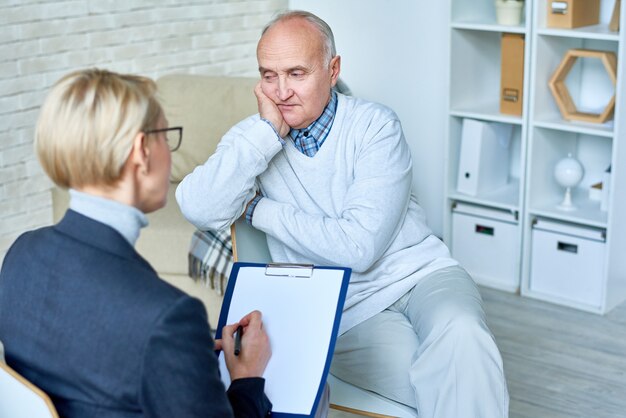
[495,1,524,26]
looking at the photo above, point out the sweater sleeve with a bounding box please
[252,117,414,273]
[140,296,271,418]
[176,117,284,232]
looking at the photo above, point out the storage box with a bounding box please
[546,0,600,29]
[530,219,606,308]
[456,119,512,196]
[452,203,519,291]
[500,33,525,116]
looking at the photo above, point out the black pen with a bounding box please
[234,325,243,356]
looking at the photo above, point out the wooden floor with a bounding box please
[328,286,626,418]
[482,286,626,418]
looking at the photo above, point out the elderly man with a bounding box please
[177,10,509,418]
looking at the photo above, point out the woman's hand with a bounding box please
[220,310,271,380]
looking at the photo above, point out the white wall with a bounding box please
[289,1,449,236]
[0,0,288,265]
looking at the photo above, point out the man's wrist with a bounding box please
[245,194,263,225]
[261,118,286,146]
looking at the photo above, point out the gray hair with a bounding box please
[262,10,337,65]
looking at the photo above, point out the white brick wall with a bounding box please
[0,0,287,265]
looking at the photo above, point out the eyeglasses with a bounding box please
[144,126,183,152]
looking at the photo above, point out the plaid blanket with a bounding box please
[188,228,234,295]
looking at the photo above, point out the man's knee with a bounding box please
[417,298,495,355]
[448,312,494,345]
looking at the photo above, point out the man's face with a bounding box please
[257,18,340,130]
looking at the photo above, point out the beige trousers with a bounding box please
[330,266,509,418]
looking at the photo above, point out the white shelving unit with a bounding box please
[444,0,532,292]
[445,0,626,313]
[522,0,626,313]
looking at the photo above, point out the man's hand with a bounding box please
[221,310,271,380]
[255,82,290,138]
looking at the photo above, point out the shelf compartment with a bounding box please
[452,0,529,28]
[447,115,523,211]
[450,29,529,115]
[527,127,612,227]
[532,35,619,126]
[536,0,619,37]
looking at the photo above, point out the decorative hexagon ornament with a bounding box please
[548,49,617,124]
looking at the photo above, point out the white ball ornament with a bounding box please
[554,153,584,210]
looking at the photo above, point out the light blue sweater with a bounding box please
[177,93,456,333]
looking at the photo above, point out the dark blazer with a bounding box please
[0,210,271,417]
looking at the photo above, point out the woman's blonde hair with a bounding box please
[35,68,162,188]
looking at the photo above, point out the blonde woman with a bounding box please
[0,69,271,417]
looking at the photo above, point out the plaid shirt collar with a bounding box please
[289,90,337,157]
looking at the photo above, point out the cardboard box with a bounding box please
[500,33,525,116]
[547,0,600,28]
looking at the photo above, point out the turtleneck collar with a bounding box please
[69,189,148,246]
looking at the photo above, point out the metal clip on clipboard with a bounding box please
[265,263,314,278]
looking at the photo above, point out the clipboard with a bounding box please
[215,261,351,417]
